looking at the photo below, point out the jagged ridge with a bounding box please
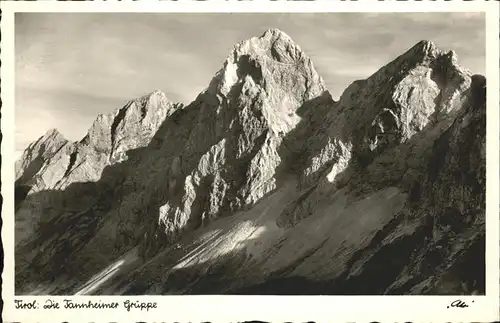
[14,90,182,248]
[14,30,486,296]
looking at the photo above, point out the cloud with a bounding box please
[15,12,485,152]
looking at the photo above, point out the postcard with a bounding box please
[1,0,499,322]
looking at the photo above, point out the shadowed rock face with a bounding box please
[15,29,486,296]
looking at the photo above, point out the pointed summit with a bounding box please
[389,39,443,68]
[412,40,439,56]
[149,89,166,96]
[140,89,169,103]
[259,28,296,49]
[261,28,291,38]
[44,128,60,136]
[40,128,65,142]
[409,40,458,64]
[231,27,307,65]
[132,89,174,119]
[209,28,325,106]
[23,128,68,155]
[395,40,464,73]
[15,128,70,185]
[357,39,469,91]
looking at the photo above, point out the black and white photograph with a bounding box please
[12,11,488,296]
[2,2,499,321]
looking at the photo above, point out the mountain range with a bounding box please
[15,29,486,295]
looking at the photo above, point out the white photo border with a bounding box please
[1,1,499,322]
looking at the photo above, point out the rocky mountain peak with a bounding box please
[235,28,306,63]
[23,128,68,153]
[135,89,171,110]
[42,128,65,141]
[409,40,440,59]
[261,28,292,39]
[138,30,330,245]
[408,40,459,67]
[332,39,472,150]
[209,28,325,104]
[16,89,181,197]
[282,38,477,227]
[15,128,69,184]
[81,89,178,159]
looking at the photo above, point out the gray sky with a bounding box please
[15,12,485,157]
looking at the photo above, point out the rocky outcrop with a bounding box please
[14,29,486,296]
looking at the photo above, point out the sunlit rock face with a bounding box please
[15,30,485,296]
[150,28,327,246]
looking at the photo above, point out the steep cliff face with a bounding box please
[14,29,486,296]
